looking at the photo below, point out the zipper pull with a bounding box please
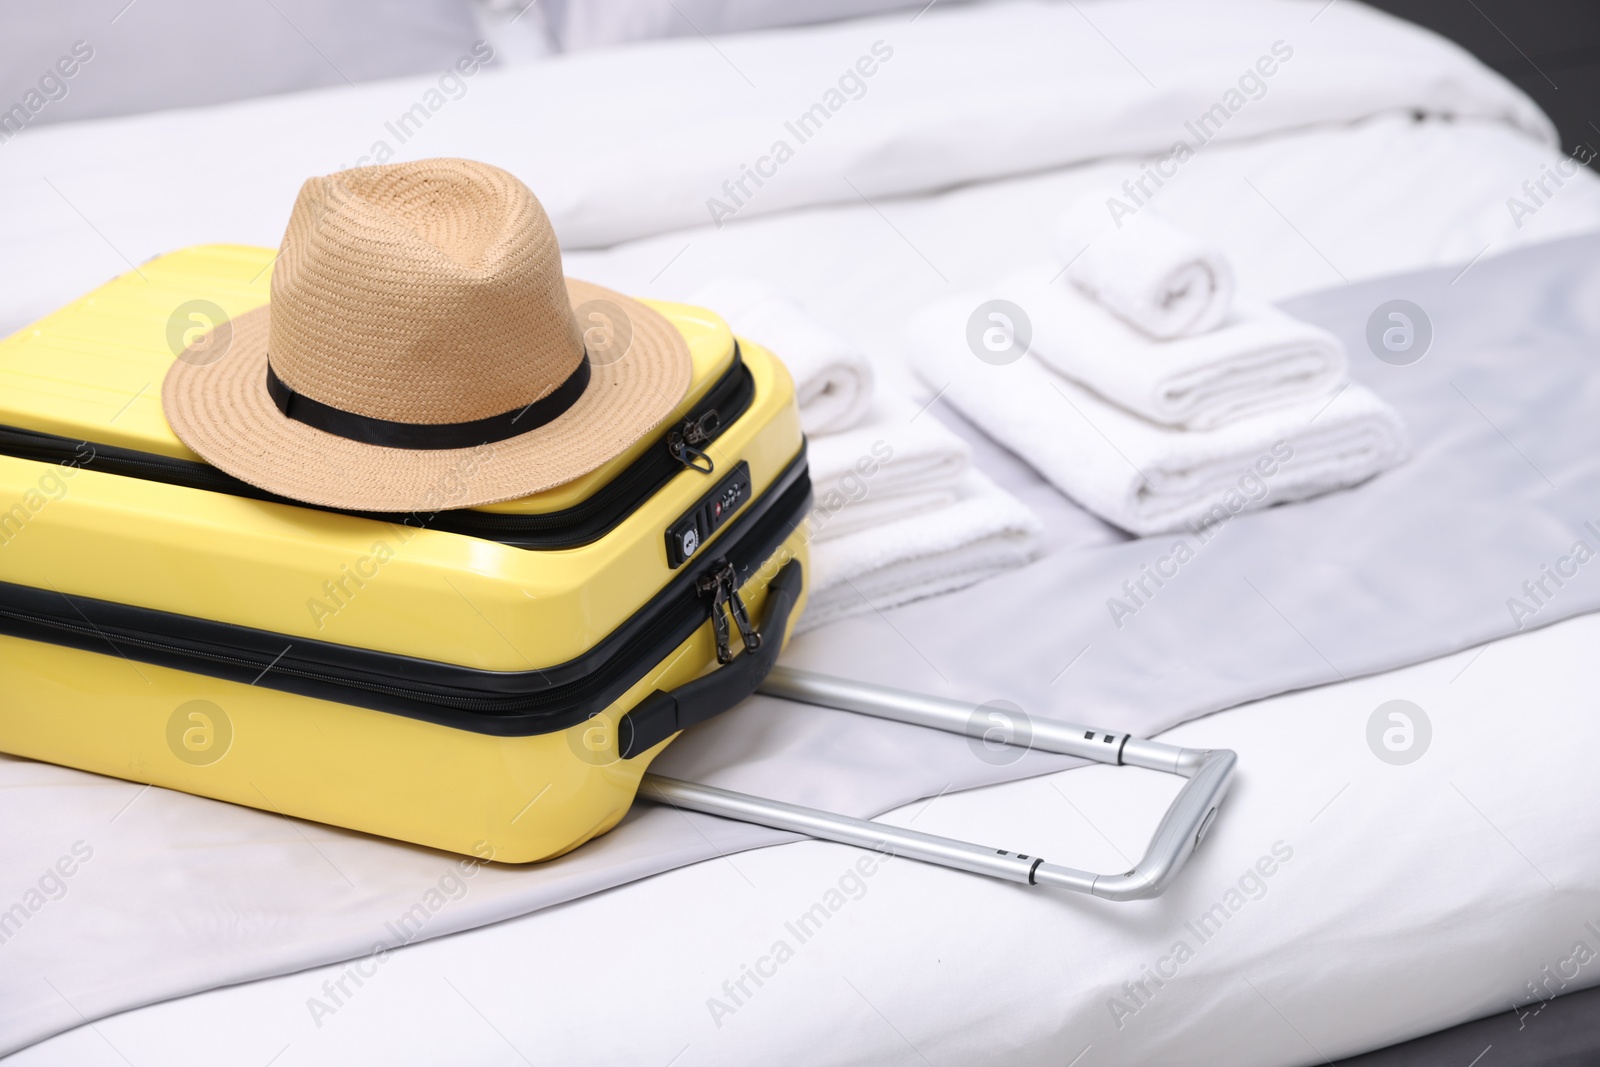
[668,410,720,474]
[725,576,763,655]
[696,562,735,664]
[696,558,761,663]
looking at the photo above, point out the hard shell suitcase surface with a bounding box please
[0,245,812,862]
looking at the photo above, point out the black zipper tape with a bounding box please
[0,346,754,551]
[0,449,812,738]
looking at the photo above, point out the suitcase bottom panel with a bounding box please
[0,533,808,862]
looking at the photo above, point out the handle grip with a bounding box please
[646,665,1238,900]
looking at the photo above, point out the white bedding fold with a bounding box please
[0,0,1556,332]
[1014,268,1348,429]
[906,295,1408,535]
[1050,192,1234,338]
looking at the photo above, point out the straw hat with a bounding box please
[162,158,692,513]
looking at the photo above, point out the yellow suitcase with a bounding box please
[0,245,811,862]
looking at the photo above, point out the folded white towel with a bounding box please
[906,296,1409,537]
[1011,268,1348,430]
[805,398,971,541]
[1051,190,1234,339]
[800,470,1042,632]
[690,278,874,436]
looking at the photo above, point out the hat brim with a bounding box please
[161,279,694,513]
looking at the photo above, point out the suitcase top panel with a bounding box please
[0,244,737,517]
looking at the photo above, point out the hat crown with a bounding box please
[267,158,584,424]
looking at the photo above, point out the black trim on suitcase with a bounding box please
[0,449,811,738]
[0,346,754,551]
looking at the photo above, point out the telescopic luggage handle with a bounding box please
[633,561,1237,900]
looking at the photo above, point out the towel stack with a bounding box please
[692,279,1041,631]
[691,279,875,437]
[905,192,1409,537]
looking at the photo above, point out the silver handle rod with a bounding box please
[727,665,1240,899]
[1041,747,1236,899]
[643,746,1234,900]
[761,666,1202,773]
[642,774,1098,893]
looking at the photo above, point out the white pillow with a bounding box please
[543,0,933,51]
[0,0,485,128]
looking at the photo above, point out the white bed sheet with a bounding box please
[12,609,1600,1067]
[0,0,1560,331]
[8,116,1600,1066]
[5,1,1600,1062]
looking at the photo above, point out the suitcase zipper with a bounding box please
[0,346,753,550]
[667,410,720,474]
[0,449,811,736]
[697,559,763,664]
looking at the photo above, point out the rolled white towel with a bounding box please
[906,295,1409,537]
[799,469,1042,632]
[1051,189,1234,339]
[690,278,874,436]
[805,397,971,541]
[1012,267,1348,429]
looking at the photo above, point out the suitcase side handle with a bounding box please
[616,559,803,759]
